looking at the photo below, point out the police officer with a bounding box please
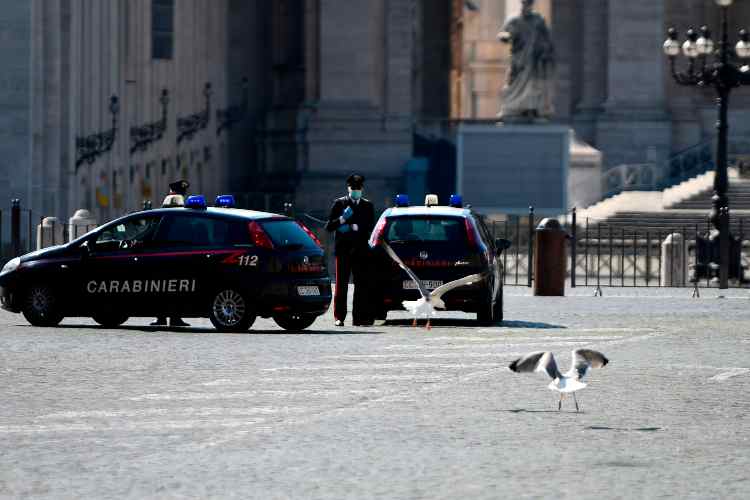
[325,174,375,326]
[151,180,191,328]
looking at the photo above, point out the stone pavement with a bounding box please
[0,285,748,499]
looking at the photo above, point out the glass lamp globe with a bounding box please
[682,39,699,58]
[663,38,681,57]
[716,0,733,7]
[696,36,714,55]
[737,40,750,59]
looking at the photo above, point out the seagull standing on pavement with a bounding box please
[381,241,482,329]
[508,349,610,412]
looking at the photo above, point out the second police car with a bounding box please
[369,194,511,325]
[0,195,331,332]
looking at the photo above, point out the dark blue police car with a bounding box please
[0,196,331,332]
[369,194,510,325]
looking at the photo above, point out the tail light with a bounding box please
[369,217,388,247]
[464,218,486,253]
[248,221,274,249]
[297,221,322,248]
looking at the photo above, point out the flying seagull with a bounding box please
[381,241,482,329]
[508,349,609,412]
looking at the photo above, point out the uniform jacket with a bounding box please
[325,196,375,255]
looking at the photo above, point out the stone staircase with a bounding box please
[577,168,750,236]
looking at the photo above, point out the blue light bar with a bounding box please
[395,194,410,207]
[215,194,235,208]
[185,195,207,209]
[449,194,463,208]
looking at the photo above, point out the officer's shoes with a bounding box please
[169,318,190,327]
[334,320,344,327]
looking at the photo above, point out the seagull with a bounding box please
[381,241,482,329]
[508,349,609,412]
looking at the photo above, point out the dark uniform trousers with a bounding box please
[325,197,375,324]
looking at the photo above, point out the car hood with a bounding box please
[19,244,71,263]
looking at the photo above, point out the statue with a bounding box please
[497,0,555,122]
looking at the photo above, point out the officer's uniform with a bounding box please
[325,175,375,325]
[152,180,191,328]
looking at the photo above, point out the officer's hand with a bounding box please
[337,224,351,233]
[352,224,359,232]
[342,206,354,220]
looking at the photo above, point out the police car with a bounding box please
[369,194,510,324]
[0,195,331,332]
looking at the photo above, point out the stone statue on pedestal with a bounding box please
[497,0,555,122]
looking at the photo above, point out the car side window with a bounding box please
[154,215,249,247]
[93,216,161,252]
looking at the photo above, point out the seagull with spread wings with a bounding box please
[381,241,482,329]
[508,349,609,412]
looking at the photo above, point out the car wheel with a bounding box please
[209,289,256,332]
[22,284,63,327]
[477,289,497,326]
[92,313,129,328]
[273,313,317,331]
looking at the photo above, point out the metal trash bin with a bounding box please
[533,218,567,296]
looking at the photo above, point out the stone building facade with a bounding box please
[1,0,750,227]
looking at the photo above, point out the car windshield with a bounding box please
[385,216,467,244]
[262,220,319,250]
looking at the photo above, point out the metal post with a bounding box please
[11,199,20,257]
[570,208,577,288]
[527,206,534,288]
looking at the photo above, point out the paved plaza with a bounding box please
[1,285,749,499]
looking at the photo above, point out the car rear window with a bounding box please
[262,220,319,249]
[386,216,467,244]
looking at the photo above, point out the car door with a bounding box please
[143,213,247,315]
[79,214,163,315]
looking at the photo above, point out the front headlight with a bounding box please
[1,257,20,275]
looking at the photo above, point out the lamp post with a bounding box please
[664,0,750,289]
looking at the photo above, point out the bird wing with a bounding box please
[509,351,562,380]
[570,349,609,380]
[380,241,429,300]
[430,274,483,301]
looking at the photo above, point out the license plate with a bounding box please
[297,285,320,296]
[403,280,443,290]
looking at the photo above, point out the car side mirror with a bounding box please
[495,238,512,252]
[80,240,92,257]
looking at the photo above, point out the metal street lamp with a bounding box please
[664,0,750,288]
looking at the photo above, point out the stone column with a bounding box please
[573,0,607,144]
[596,0,671,169]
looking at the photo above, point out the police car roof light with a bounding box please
[215,194,236,208]
[449,194,463,208]
[424,194,439,207]
[395,194,410,207]
[185,195,207,209]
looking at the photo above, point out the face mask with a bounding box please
[349,190,362,200]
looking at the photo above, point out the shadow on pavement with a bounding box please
[57,324,383,335]
[384,318,565,329]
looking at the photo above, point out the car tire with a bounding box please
[209,289,256,332]
[22,284,64,327]
[273,313,317,331]
[477,288,500,326]
[92,313,129,328]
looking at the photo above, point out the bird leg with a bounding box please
[573,392,580,412]
[412,318,417,327]
[425,319,431,330]
[558,393,563,411]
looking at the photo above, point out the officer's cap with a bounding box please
[346,174,365,189]
[169,179,190,195]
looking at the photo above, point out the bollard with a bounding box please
[68,209,97,241]
[533,218,567,296]
[37,217,65,250]
[11,199,21,257]
[660,233,686,286]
